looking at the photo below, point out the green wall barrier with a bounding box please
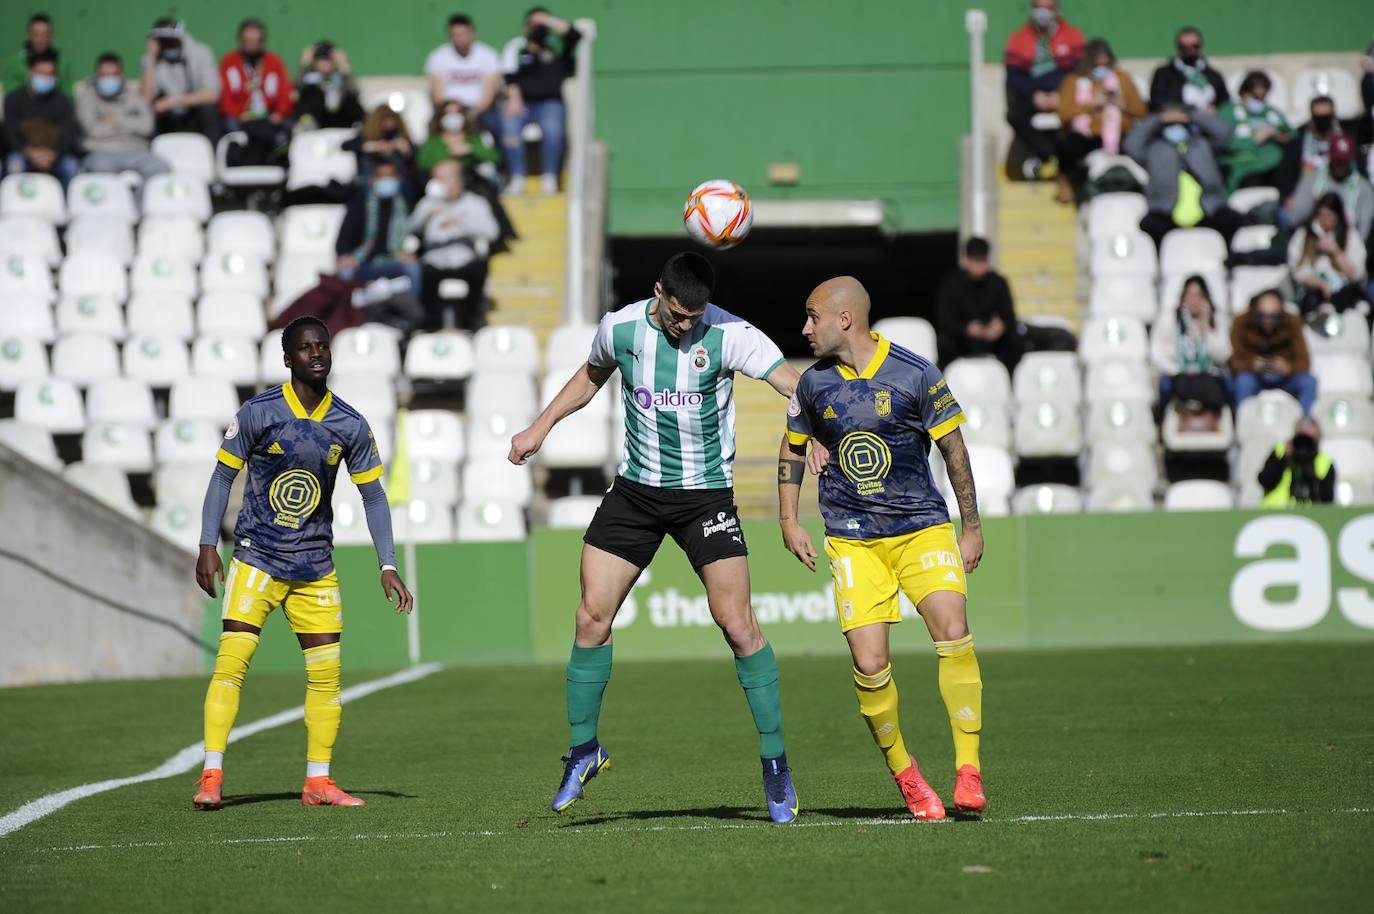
[5,1,1362,234]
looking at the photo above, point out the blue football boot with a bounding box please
[551,743,611,813]
[762,754,799,824]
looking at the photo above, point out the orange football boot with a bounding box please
[952,764,986,814]
[301,776,365,807]
[193,769,223,810]
[893,757,945,820]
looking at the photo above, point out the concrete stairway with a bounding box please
[995,173,1080,329]
[484,186,566,349]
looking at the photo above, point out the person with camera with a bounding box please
[295,41,363,130]
[1288,191,1369,319]
[1258,417,1336,507]
[499,7,581,194]
[139,18,221,140]
[1229,289,1317,414]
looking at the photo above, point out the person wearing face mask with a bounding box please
[934,237,1024,371]
[417,103,517,248]
[1218,71,1293,194]
[1148,27,1229,114]
[1278,96,1342,201]
[425,13,502,127]
[139,19,221,140]
[3,49,80,188]
[348,104,416,185]
[408,159,502,331]
[334,157,423,298]
[1124,103,1241,249]
[499,7,581,194]
[1229,289,1317,414]
[1287,134,1374,241]
[218,18,293,166]
[1259,417,1336,507]
[294,42,363,130]
[1149,275,1231,419]
[75,52,171,181]
[1054,37,1147,204]
[6,13,73,96]
[1288,192,1369,318]
[1003,0,1086,180]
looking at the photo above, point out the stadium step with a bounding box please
[729,360,820,522]
[995,173,1080,329]
[486,191,566,351]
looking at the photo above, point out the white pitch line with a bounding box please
[0,663,443,840]
[34,806,1373,852]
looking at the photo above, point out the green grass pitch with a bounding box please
[1,643,1371,913]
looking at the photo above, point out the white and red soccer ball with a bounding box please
[683,179,753,250]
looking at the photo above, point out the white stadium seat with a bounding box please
[8,297,56,342]
[191,335,260,385]
[1162,405,1234,452]
[466,406,528,458]
[1235,389,1303,446]
[66,216,136,265]
[956,401,1011,449]
[1313,395,1374,440]
[456,499,527,541]
[150,132,216,183]
[407,458,460,506]
[1085,192,1147,242]
[287,128,358,191]
[1324,438,1374,497]
[56,295,126,340]
[1089,482,1155,511]
[123,334,191,385]
[0,419,61,470]
[943,357,1011,408]
[197,292,267,338]
[149,503,201,552]
[87,378,157,429]
[405,409,466,463]
[154,461,213,508]
[1085,398,1157,445]
[1229,266,1288,314]
[207,211,276,260]
[59,250,129,303]
[468,370,539,419]
[1159,228,1227,277]
[126,292,195,341]
[1079,316,1148,365]
[15,378,85,432]
[1086,442,1158,492]
[132,253,199,298]
[52,334,121,386]
[1164,480,1234,511]
[259,330,290,384]
[271,253,333,315]
[1311,354,1373,398]
[279,205,346,256]
[142,173,212,223]
[462,457,533,506]
[0,335,51,390]
[1230,224,1276,256]
[1089,273,1156,322]
[0,173,66,224]
[547,495,603,528]
[392,500,456,544]
[1013,352,1082,406]
[0,215,62,265]
[138,215,205,261]
[941,444,1014,506]
[1014,399,1083,458]
[67,174,138,225]
[1089,230,1157,280]
[332,488,373,547]
[1011,484,1082,515]
[83,422,153,471]
[0,253,56,301]
[334,325,402,377]
[200,251,269,297]
[541,411,611,468]
[1290,67,1362,120]
[1085,152,1148,188]
[474,325,540,374]
[329,374,398,424]
[1227,186,1280,216]
[872,317,938,361]
[1305,310,1371,358]
[64,462,139,516]
[545,323,599,374]
[404,331,476,380]
[155,419,224,463]
[169,378,240,425]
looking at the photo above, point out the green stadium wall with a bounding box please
[5,1,1365,234]
[208,509,1374,672]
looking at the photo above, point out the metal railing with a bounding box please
[564,18,600,325]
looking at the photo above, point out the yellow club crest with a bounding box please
[874,390,891,417]
[326,444,343,466]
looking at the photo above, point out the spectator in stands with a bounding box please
[1149,275,1231,418]
[1278,95,1341,200]
[934,236,1024,371]
[350,103,416,186]
[1053,37,1146,203]
[1003,0,1085,180]
[1288,192,1369,318]
[1259,416,1335,507]
[335,156,423,297]
[410,159,501,331]
[6,13,73,94]
[1287,134,1374,241]
[417,102,516,247]
[294,41,363,130]
[218,18,292,166]
[500,8,580,194]
[140,19,221,140]
[1218,71,1293,193]
[75,52,171,181]
[2,49,80,188]
[425,14,501,128]
[1229,289,1317,415]
[1124,103,1240,248]
[1148,27,1228,113]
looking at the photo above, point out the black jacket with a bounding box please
[3,85,80,156]
[506,27,581,103]
[1148,60,1230,112]
[934,269,1019,363]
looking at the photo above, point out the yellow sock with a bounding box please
[853,664,910,776]
[303,643,342,764]
[934,634,982,771]
[203,631,259,756]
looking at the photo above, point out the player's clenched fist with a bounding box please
[508,424,546,465]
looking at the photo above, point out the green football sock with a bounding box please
[734,642,786,759]
[566,643,613,747]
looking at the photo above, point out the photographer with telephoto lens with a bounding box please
[1258,416,1336,507]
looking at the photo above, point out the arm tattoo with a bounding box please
[778,458,805,485]
[939,432,981,530]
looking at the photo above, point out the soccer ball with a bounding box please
[683,180,753,249]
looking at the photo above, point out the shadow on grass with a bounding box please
[218,789,416,808]
[558,805,771,827]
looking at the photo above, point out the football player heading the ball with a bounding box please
[778,276,987,821]
[509,251,818,824]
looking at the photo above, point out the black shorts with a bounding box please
[583,476,749,570]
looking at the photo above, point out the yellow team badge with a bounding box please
[874,390,891,417]
[268,469,322,530]
[326,444,343,466]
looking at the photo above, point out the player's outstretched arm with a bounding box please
[777,435,818,571]
[195,461,239,597]
[508,361,614,465]
[358,479,413,614]
[765,363,801,398]
[936,427,984,573]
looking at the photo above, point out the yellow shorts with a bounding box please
[824,524,967,633]
[220,559,343,634]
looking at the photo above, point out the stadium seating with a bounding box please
[0,173,67,224]
[0,419,62,470]
[1164,480,1235,511]
[1,253,57,301]
[52,334,121,386]
[155,419,224,463]
[57,294,128,339]
[127,293,194,341]
[191,335,260,385]
[67,174,138,225]
[0,215,62,265]
[9,298,57,342]
[404,332,476,380]
[139,215,205,261]
[474,326,540,374]
[124,334,191,385]
[63,461,140,517]
[87,378,158,429]
[1011,484,1082,514]
[15,378,85,432]
[547,495,604,528]
[198,292,268,339]
[66,217,136,265]
[142,174,213,223]
[872,317,938,361]
[334,326,403,377]
[150,133,217,183]
[456,499,528,541]
[287,129,358,191]
[82,422,154,472]
[0,336,51,390]
[59,250,129,302]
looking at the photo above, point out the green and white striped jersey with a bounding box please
[588,299,786,490]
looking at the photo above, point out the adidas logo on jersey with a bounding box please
[268,441,284,454]
[822,406,838,419]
